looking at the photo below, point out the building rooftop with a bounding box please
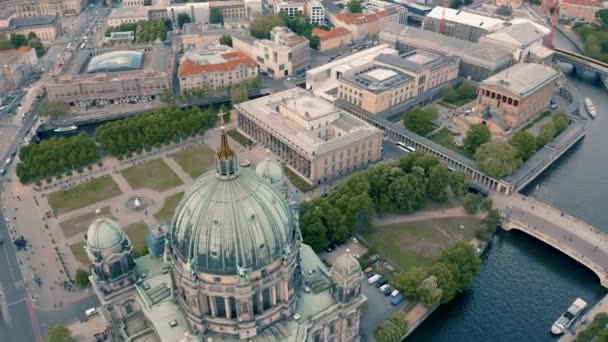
[336,11,388,25]
[426,6,505,32]
[0,10,15,20]
[482,22,547,47]
[341,61,413,93]
[178,48,256,76]
[108,6,149,20]
[381,25,512,68]
[312,27,351,41]
[562,0,605,7]
[236,88,382,157]
[0,15,57,31]
[269,27,309,48]
[86,50,144,73]
[481,63,559,97]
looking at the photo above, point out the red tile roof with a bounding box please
[335,11,388,25]
[178,50,256,77]
[312,27,351,41]
[0,46,32,54]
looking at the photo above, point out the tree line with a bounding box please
[105,19,170,43]
[0,32,45,57]
[16,132,99,183]
[95,106,217,157]
[299,152,472,252]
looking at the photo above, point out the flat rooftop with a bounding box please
[341,63,413,93]
[427,6,505,31]
[236,88,382,157]
[481,63,559,97]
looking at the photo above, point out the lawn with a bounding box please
[48,175,123,215]
[227,129,252,147]
[429,128,473,158]
[283,165,313,192]
[121,158,183,192]
[70,242,88,267]
[362,217,484,272]
[171,144,215,179]
[154,192,184,224]
[124,221,148,251]
[59,206,114,238]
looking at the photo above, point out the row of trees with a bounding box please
[509,112,569,161]
[250,14,286,39]
[38,100,70,120]
[286,13,321,49]
[392,243,482,307]
[574,312,608,342]
[105,19,170,43]
[0,32,45,57]
[403,106,438,136]
[440,80,476,106]
[16,132,99,183]
[576,23,608,63]
[299,152,472,251]
[163,76,263,106]
[374,312,409,342]
[95,106,217,156]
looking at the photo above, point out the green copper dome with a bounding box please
[331,251,362,282]
[170,130,297,275]
[255,150,285,185]
[86,217,127,251]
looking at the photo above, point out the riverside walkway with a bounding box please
[493,194,608,287]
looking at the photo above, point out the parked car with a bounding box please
[391,293,405,306]
[375,278,388,288]
[379,284,390,293]
[367,274,381,284]
[384,287,393,297]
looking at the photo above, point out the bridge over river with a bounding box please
[493,194,608,287]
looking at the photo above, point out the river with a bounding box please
[407,36,608,341]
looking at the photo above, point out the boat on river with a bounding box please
[53,125,78,133]
[584,98,597,119]
[551,298,587,335]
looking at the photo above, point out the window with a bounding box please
[214,276,221,283]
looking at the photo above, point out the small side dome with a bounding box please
[255,150,285,185]
[86,216,127,251]
[331,250,362,283]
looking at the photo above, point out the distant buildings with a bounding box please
[478,22,550,63]
[380,24,513,81]
[181,23,247,50]
[107,0,169,27]
[423,6,505,42]
[312,27,351,51]
[236,87,383,185]
[273,0,305,19]
[332,12,389,42]
[233,27,310,79]
[0,0,81,17]
[46,44,173,106]
[0,12,61,44]
[337,50,460,114]
[0,46,38,94]
[477,63,559,129]
[167,1,247,25]
[178,43,257,92]
[305,0,325,25]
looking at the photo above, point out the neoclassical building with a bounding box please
[86,130,366,341]
[0,0,82,17]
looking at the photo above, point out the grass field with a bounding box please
[124,221,148,251]
[121,158,183,192]
[171,144,215,179]
[59,206,114,238]
[227,129,252,147]
[70,242,88,267]
[429,128,473,158]
[154,192,184,224]
[283,165,313,192]
[362,217,483,271]
[48,175,122,215]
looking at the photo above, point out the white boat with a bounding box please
[584,97,597,119]
[53,125,78,133]
[551,298,588,335]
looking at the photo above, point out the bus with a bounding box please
[396,142,416,153]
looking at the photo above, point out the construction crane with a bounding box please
[545,0,560,48]
[439,0,448,34]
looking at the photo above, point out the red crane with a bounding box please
[439,0,448,34]
[545,0,560,48]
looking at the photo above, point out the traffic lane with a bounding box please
[37,294,100,335]
[0,299,37,342]
[0,212,27,302]
[510,206,608,268]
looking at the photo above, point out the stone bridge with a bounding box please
[493,194,608,288]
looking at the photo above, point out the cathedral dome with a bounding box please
[86,216,128,251]
[170,130,297,275]
[331,251,362,282]
[255,150,286,185]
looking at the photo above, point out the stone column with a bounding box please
[225,297,231,319]
[271,285,277,306]
[257,292,264,313]
[209,296,217,317]
[200,294,209,315]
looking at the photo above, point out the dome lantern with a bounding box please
[216,127,239,180]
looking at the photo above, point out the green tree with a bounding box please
[449,170,471,198]
[347,0,363,13]
[427,164,450,202]
[309,34,320,49]
[536,122,555,148]
[463,193,481,214]
[417,275,443,306]
[27,31,38,41]
[457,80,475,99]
[441,85,459,103]
[509,130,537,161]
[464,124,491,153]
[387,174,426,213]
[39,100,70,119]
[438,243,482,294]
[250,14,286,39]
[449,0,463,9]
[160,88,175,104]
[393,267,426,299]
[403,106,438,136]
[552,112,569,136]
[374,312,409,342]
[10,33,26,48]
[529,0,542,4]
[75,269,90,287]
[596,9,608,25]
[47,325,74,342]
[474,141,522,178]
[219,34,233,47]
[429,262,457,304]
[230,84,249,106]
[477,209,501,241]
[177,13,191,29]
[210,7,224,24]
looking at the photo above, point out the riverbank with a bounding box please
[560,293,608,341]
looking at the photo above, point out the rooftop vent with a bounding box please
[169,320,178,327]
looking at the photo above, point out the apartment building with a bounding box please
[233,27,310,79]
[273,0,305,19]
[178,43,257,91]
[423,6,504,42]
[305,0,325,25]
[333,11,388,42]
[477,63,559,129]
[0,46,38,94]
[235,87,384,185]
[0,0,81,17]
[181,23,247,50]
[337,50,460,114]
[312,27,351,51]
